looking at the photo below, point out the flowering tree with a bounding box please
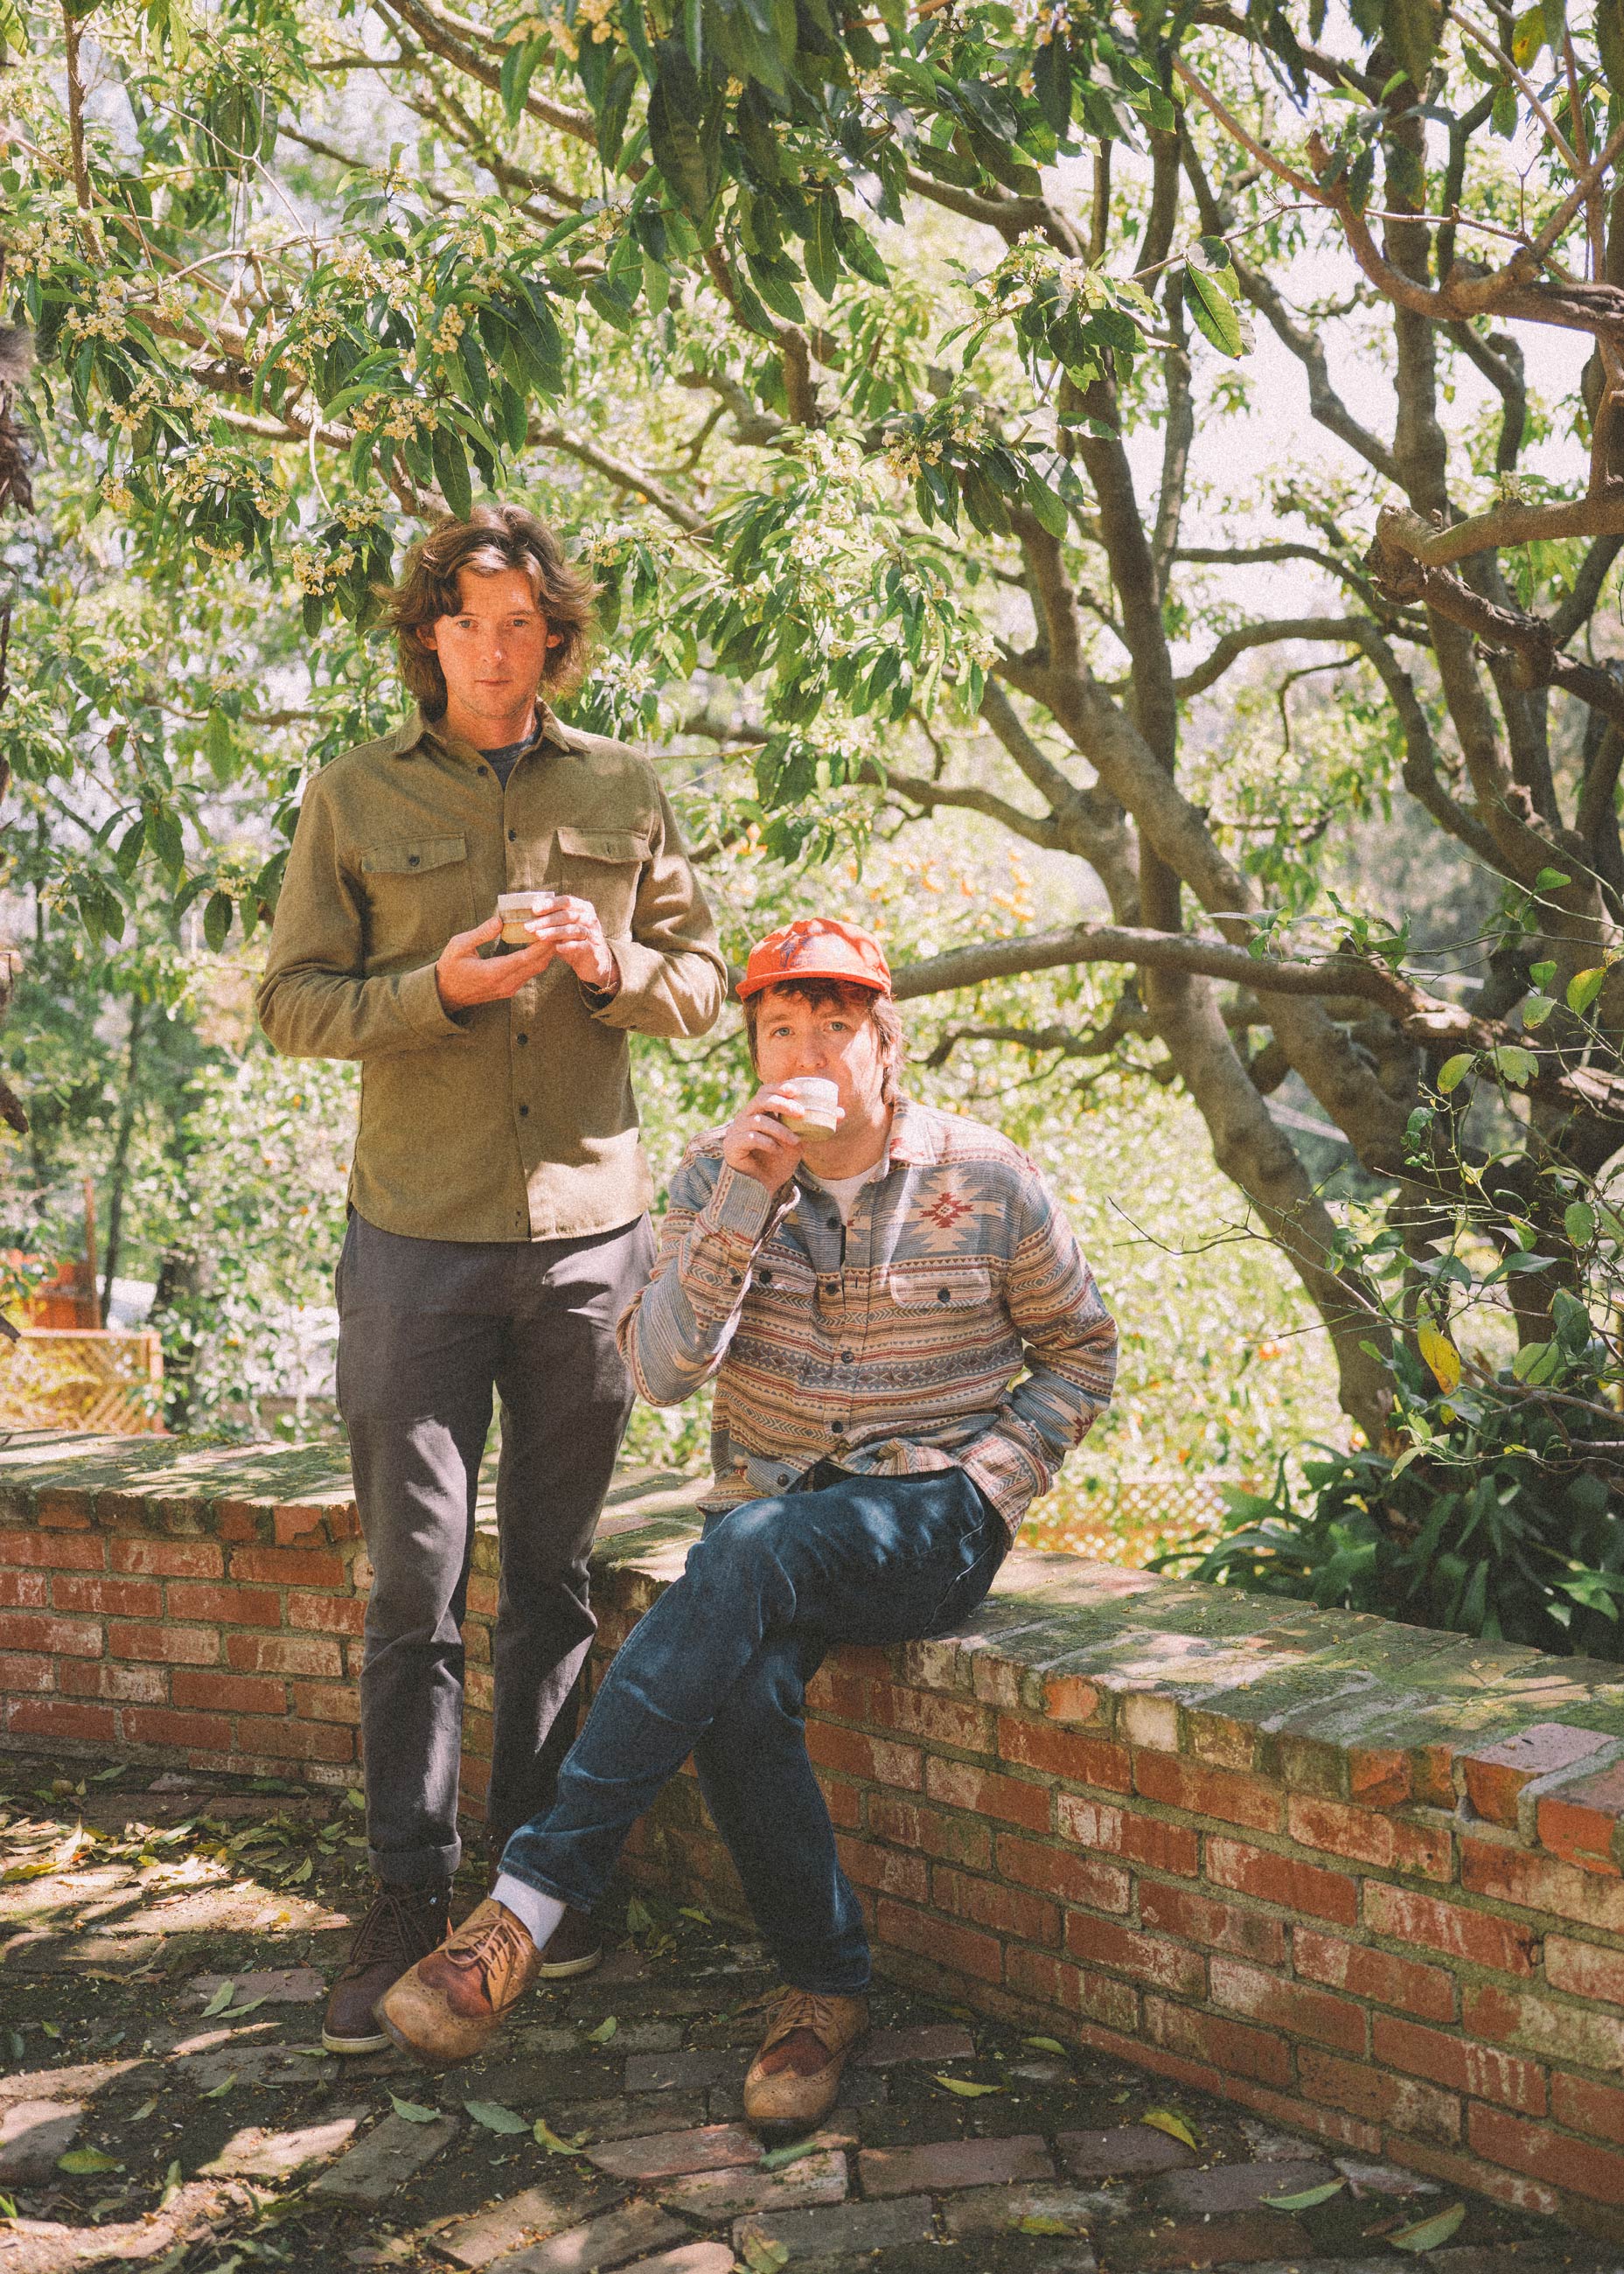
[8,0,1624,1478]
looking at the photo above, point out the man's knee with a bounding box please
[688,1498,797,1593]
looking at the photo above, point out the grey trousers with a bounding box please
[335,1210,656,1885]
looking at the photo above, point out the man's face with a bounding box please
[419,565,555,730]
[755,985,889,1139]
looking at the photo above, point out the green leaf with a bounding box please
[157,2157,183,2209]
[201,2073,237,2098]
[1567,966,1607,1015]
[1510,2,1546,64]
[759,2137,822,2170]
[1522,994,1555,1027]
[805,192,839,302]
[933,2073,1001,2096]
[1530,959,1557,987]
[202,1979,234,2016]
[1183,262,1244,358]
[57,2149,122,2173]
[389,2094,438,2124]
[1263,2180,1345,2209]
[585,2016,617,2043]
[740,2236,790,2274]
[431,427,473,520]
[1017,2215,1078,2234]
[533,2117,588,2154]
[1022,2035,1067,2054]
[1565,1201,1596,1245]
[1490,1045,1537,1087]
[1533,867,1572,891]
[464,2099,529,2134]
[1140,2109,1200,2149]
[1436,1053,1475,1093]
[647,41,711,218]
[130,2096,158,2122]
[1389,2202,1467,2252]
[202,890,233,953]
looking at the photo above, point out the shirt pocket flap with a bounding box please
[555,826,649,864]
[753,1253,818,1294]
[888,1266,992,1309]
[360,834,468,876]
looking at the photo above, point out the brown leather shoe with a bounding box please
[322,1880,451,2054]
[742,1988,868,2130]
[375,1897,540,2066]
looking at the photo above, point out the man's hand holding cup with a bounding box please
[721,1078,844,1190]
[436,892,619,1011]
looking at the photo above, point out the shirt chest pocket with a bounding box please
[359,834,475,962]
[886,1266,993,1316]
[553,825,648,938]
[748,1254,818,1312]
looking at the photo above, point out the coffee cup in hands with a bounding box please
[776,1076,842,1140]
[497,889,555,945]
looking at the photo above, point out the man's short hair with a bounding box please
[742,977,906,1106]
[384,504,599,716]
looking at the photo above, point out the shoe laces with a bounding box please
[762,1988,843,2055]
[347,1881,445,1972]
[443,1901,534,1998]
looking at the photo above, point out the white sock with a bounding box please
[491,1872,566,1953]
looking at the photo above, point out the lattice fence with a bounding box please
[0,1329,164,1436]
[1022,1472,1258,1566]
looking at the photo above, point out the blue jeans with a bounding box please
[498,1461,1007,1993]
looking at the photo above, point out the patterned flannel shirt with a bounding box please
[618,1096,1118,1538]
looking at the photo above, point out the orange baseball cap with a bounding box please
[738,917,892,1001]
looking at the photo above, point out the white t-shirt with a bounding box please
[805,1160,885,1224]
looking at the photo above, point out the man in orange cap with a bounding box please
[380,917,1117,2125]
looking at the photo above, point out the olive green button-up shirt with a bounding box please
[255,706,727,1244]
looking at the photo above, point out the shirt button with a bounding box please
[478,766,490,778]
[777,1473,791,1486]
[831,1420,845,1434]
[517,1032,528,1046]
[407,853,421,868]
[937,1288,951,1303]
[728,1271,741,1286]
[519,1103,530,1118]
[841,1350,854,1364]
[507,828,517,841]
[822,1279,839,1294]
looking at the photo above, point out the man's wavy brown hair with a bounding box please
[383,504,599,715]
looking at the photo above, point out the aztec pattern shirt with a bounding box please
[618,1096,1118,1537]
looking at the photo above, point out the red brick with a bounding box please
[1066,1914,1206,1995]
[1219,2077,1382,2157]
[1534,1759,1624,1876]
[1363,1882,1538,1974]
[1460,1835,1624,1932]
[122,1705,233,1751]
[214,1505,259,1542]
[227,1544,346,1587]
[1384,2132,1561,2221]
[1206,1837,1357,1925]
[1285,1795,1451,1879]
[875,1896,1002,1983]
[806,1721,923,1792]
[937,1864,1058,1946]
[0,1571,47,1608]
[1056,1794,1201,1877]
[1042,1673,1105,1725]
[1465,1982,1624,2073]
[1371,2012,1547,2114]
[825,1776,861,1830]
[35,1489,92,1527]
[462,1707,492,1761]
[50,1573,161,1618]
[171,1669,286,1714]
[235,1713,353,1762]
[0,1650,53,1692]
[1142,1996,1292,2087]
[996,1832,1131,1915]
[1551,2070,1624,2140]
[838,1837,930,1903]
[59,1658,168,1704]
[165,1580,283,1628]
[289,1591,367,1636]
[108,1537,224,1578]
[868,1795,993,1872]
[108,1620,220,1666]
[1467,2103,1624,2208]
[464,1575,499,1620]
[1140,1883,1287,1968]
[1461,1725,1616,1829]
[924,1754,1048,1828]
[2,1529,105,1569]
[8,1697,115,1741]
[290,1678,360,1725]
[465,1665,494,1714]
[805,1666,875,1722]
[1133,1753,1282,1833]
[1006,1945,1140,2033]
[1209,1956,1367,2052]
[223,1631,344,1677]
[1544,1931,1624,2006]
[999,1715,1131,1791]
[1297,2048,1460,2142]
[5,1611,102,1658]
[1293,1929,1456,2021]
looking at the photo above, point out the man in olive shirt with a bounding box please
[257,506,726,2050]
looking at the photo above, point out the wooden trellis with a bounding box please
[0,1328,164,1436]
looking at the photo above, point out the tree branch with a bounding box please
[372,0,599,147]
[530,422,708,534]
[1172,616,1376,700]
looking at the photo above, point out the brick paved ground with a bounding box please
[0,1753,1614,2274]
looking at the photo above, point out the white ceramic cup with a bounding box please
[497,889,556,945]
[777,1075,841,1140]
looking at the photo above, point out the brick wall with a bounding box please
[3,1431,1624,2237]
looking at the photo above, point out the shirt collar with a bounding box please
[396,702,571,762]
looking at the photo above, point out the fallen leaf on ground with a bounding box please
[202,1981,235,2017]
[759,2138,820,2171]
[1140,2109,1199,2149]
[464,2100,528,2134]
[585,2016,617,2043]
[1390,2204,1467,2252]
[934,2074,1000,2096]
[58,2150,122,2173]
[388,2094,438,2124]
[1021,2036,1067,2055]
[1265,2180,1345,2210]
